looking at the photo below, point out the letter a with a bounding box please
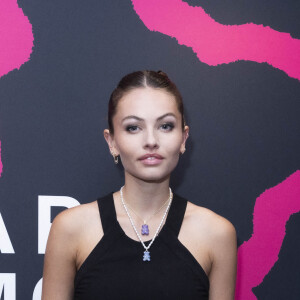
[0,213,15,254]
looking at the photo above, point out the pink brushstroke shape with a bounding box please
[0,141,2,177]
[235,170,300,300]
[0,0,34,177]
[0,0,33,77]
[131,0,300,81]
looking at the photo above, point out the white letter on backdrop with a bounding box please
[38,196,80,254]
[0,213,15,254]
[0,273,16,300]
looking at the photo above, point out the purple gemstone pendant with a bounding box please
[141,224,149,235]
[143,250,151,261]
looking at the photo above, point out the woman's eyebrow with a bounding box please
[121,113,176,122]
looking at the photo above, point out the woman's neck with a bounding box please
[119,172,171,218]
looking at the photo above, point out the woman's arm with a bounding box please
[208,218,237,300]
[41,209,78,300]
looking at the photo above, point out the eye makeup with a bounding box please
[124,122,175,133]
[160,122,174,131]
[125,125,140,132]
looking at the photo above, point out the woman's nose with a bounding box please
[143,129,159,150]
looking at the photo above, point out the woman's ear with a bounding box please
[103,129,119,156]
[180,125,189,154]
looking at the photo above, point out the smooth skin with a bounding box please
[42,87,237,300]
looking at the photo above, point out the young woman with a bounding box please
[42,70,237,299]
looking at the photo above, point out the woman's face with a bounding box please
[104,87,189,183]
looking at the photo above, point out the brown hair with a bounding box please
[108,70,185,135]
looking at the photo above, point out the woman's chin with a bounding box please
[128,170,171,183]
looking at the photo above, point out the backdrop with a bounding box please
[0,0,299,299]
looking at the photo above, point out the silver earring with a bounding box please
[113,154,119,164]
[110,149,119,164]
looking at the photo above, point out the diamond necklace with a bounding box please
[120,186,173,261]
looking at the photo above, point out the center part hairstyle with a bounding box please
[108,70,186,135]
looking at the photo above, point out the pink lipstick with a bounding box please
[138,153,164,165]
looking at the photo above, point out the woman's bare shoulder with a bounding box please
[50,200,101,243]
[185,202,237,298]
[185,201,236,245]
[42,201,102,299]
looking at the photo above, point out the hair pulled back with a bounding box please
[108,70,185,135]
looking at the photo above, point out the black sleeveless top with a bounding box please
[74,192,209,299]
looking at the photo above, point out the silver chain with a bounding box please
[120,186,173,251]
[124,197,169,224]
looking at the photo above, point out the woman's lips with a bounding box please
[138,154,164,165]
[139,156,164,165]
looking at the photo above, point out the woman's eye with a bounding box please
[126,125,139,132]
[161,123,174,131]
